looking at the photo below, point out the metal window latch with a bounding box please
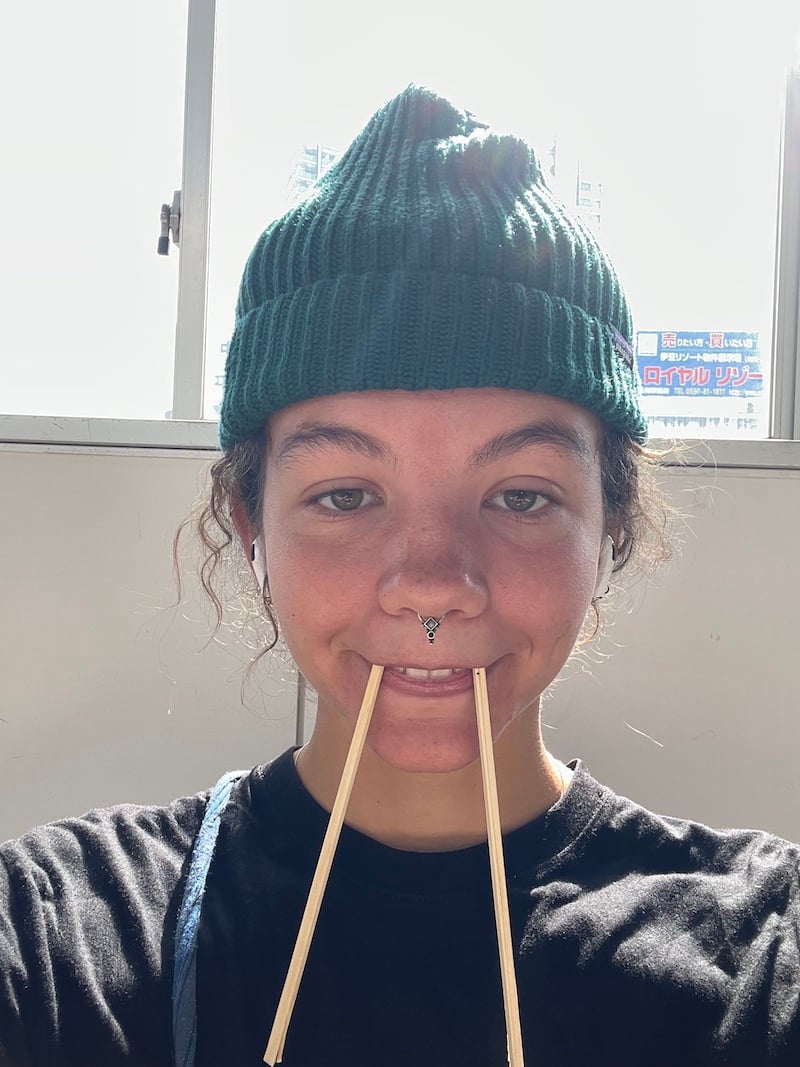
[157,190,182,255]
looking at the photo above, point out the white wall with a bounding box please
[1,448,798,843]
[0,448,297,841]
[548,464,800,841]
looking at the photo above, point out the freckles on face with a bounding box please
[260,480,379,704]
[258,388,607,767]
[488,529,599,699]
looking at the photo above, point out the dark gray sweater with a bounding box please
[1,749,799,1066]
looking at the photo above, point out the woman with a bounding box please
[1,85,798,1067]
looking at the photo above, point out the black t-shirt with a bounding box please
[1,749,799,1066]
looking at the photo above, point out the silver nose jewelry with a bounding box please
[417,613,446,644]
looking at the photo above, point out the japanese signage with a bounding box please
[636,331,763,398]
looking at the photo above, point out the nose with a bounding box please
[377,516,489,623]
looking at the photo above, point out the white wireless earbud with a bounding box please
[594,536,615,599]
[251,540,267,589]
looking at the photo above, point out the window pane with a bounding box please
[205,0,799,439]
[0,1,187,420]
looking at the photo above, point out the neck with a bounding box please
[294,706,567,852]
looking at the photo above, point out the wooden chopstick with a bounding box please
[473,667,525,1067]
[263,663,385,1064]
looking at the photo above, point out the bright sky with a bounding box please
[2,0,798,425]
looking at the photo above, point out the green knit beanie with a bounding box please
[219,85,647,449]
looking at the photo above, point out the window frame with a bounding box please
[170,0,215,424]
[770,62,800,442]
[1,0,799,471]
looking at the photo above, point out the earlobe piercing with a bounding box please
[250,541,272,607]
[418,613,447,643]
[593,536,616,601]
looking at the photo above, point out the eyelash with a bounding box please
[307,487,382,514]
[307,487,555,518]
[484,489,554,517]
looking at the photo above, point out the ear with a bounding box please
[594,535,616,599]
[231,498,267,587]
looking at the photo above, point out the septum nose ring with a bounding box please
[417,613,447,644]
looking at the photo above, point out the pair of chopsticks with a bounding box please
[263,664,525,1067]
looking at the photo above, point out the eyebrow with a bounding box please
[275,422,397,468]
[274,416,593,471]
[466,418,593,469]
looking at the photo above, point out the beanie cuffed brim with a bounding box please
[219,270,647,449]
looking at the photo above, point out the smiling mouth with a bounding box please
[388,666,471,680]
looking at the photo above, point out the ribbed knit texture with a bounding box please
[219,85,647,449]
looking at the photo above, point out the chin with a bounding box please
[366,719,482,774]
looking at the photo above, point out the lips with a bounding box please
[377,664,478,698]
[389,666,471,680]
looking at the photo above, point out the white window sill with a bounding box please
[3,415,800,470]
[0,415,220,454]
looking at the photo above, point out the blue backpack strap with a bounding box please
[172,769,248,1067]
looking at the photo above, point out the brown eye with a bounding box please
[501,489,544,512]
[323,488,365,511]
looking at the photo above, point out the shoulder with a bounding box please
[0,780,246,1065]
[0,790,209,901]
[526,770,800,1059]
[561,770,800,981]
[540,764,800,975]
[0,753,295,903]
[528,766,800,943]
[555,763,799,873]
[0,789,213,993]
[598,780,800,885]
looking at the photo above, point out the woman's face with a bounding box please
[257,388,608,773]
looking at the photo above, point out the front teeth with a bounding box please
[393,667,468,680]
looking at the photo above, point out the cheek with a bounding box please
[552,548,597,603]
[261,522,370,637]
[498,528,600,615]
